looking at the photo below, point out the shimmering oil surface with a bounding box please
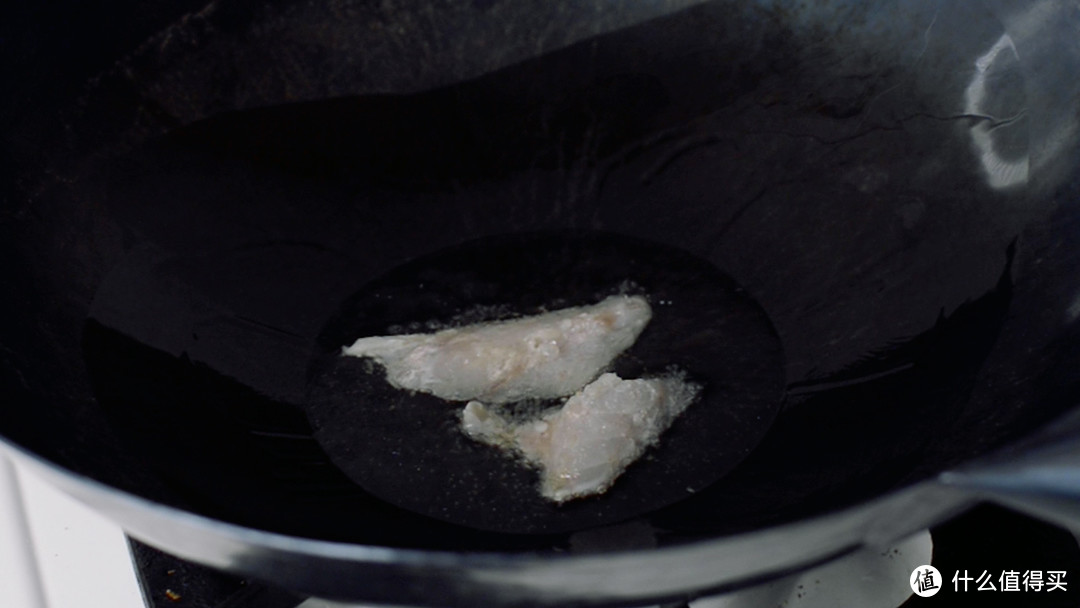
[306,232,785,534]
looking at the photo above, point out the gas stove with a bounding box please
[4,453,1078,608]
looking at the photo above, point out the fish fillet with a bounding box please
[342,295,651,403]
[462,372,701,502]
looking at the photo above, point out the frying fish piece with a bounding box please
[342,295,651,403]
[462,372,701,502]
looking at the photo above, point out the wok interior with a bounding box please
[4,0,1080,555]
[304,232,785,534]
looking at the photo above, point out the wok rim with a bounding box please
[0,434,978,606]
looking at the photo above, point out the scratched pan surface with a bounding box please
[4,0,1080,602]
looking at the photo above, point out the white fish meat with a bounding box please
[342,295,651,403]
[462,372,701,502]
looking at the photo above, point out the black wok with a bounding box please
[4,0,1080,605]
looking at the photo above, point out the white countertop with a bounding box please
[0,453,145,608]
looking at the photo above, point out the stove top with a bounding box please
[128,541,302,608]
